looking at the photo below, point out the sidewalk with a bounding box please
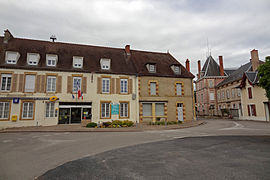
[0,120,205,133]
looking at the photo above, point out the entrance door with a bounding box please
[177,103,183,122]
[71,108,81,123]
[59,108,70,124]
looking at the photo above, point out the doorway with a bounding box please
[71,108,81,123]
[59,108,70,124]
[177,103,184,122]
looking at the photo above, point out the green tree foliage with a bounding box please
[258,56,270,101]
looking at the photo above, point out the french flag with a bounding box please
[77,81,81,99]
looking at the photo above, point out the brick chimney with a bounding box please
[197,60,201,79]
[250,49,259,72]
[185,59,190,72]
[219,56,224,76]
[125,45,131,56]
[3,29,13,44]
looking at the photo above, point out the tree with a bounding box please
[258,56,270,101]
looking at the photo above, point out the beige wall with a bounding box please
[240,79,269,121]
[0,69,139,128]
[139,76,195,122]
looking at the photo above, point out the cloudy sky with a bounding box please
[1,0,270,77]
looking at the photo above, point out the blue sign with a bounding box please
[13,98,20,104]
[111,104,119,115]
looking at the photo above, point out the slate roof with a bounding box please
[201,56,225,77]
[0,34,194,78]
[224,68,237,76]
[245,71,259,84]
[216,62,252,87]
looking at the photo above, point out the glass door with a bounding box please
[71,108,82,123]
[59,108,70,124]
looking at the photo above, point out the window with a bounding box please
[102,78,110,93]
[73,77,81,92]
[5,51,20,64]
[22,102,34,119]
[209,80,213,88]
[238,88,241,97]
[120,102,129,117]
[24,74,36,92]
[45,102,55,117]
[201,94,203,102]
[142,103,152,116]
[46,54,57,66]
[155,103,164,116]
[176,83,182,96]
[120,79,128,94]
[100,58,111,70]
[231,89,235,98]
[150,82,156,95]
[1,74,12,91]
[248,87,252,99]
[47,76,56,92]
[147,64,156,73]
[73,56,83,68]
[210,92,214,101]
[27,53,40,65]
[0,102,10,119]
[222,91,225,99]
[101,102,110,118]
[247,104,256,116]
[226,90,230,99]
[217,92,220,101]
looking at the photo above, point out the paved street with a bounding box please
[0,119,270,180]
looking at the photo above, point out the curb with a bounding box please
[0,121,206,133]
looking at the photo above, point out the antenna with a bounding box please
[50,35,57,42]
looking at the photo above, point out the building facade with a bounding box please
[0,30,195,128]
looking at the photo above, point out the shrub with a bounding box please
[112,120,123,126]
[103,121,112,127]
[86,122,97,128]
[122,120,134,127]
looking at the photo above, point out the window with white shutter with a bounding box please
[142,103,152,116]
[24,75,36,92]
[73,56,83,68]
[27,53,40,65]
[5,51,20,64]
[155,103,164,116]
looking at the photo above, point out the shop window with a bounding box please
[0,102,10,119]
[1,74,12,91]
[22,102,34,119]
[101,102,110,118]
[120,102,129,118]
[45,102,55,117]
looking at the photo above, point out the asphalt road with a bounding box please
[38,136,270,180]
[0,119,270,180]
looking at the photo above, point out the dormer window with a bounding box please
[5,51,20,64]
[46,54,58,67]
[27,53,40,65]
[73,56,83,68]
[100,58,111,70]
[171,65,181,74]
[146,64,156,73]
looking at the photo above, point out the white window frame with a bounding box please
[5,51,20,64]
[73,77,82,92]
[46,54,58,67]
[73,56,83,68]
[120,103,129,117]
[148,64,156,73]
[150,82,157,95]
[210,92,215,101]
[27,53,40,66]
[102,78,110,93]
[101,102,110,118]
[22,102,34,119]
[174,66,180,74]
[24,74,36,92]
[47,76,57,92]
[231,88,235,98]
[176,83,182,96]
[1,74,12,91]
[45,102,55,118]
[0,102,10,119]
[100,58,111,70]
[120,79,128,94]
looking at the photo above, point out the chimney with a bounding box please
[197,60,201,79]
[125,45,131,56]
[185,59,190,72]
[250,49,259,72]
[3,29,13,44]
[219,56,224,76]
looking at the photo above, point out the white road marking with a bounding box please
[219,122,244,130]
[3,140,12,143]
